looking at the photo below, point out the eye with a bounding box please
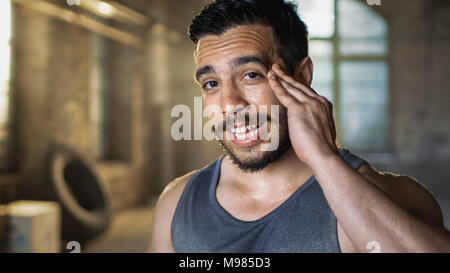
[244,72,262,80]
[203,81,219,91]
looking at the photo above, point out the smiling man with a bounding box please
[149,0,450,253]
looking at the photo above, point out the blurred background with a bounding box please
[0,0,449,252]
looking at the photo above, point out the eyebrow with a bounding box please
[232,55,268,70]
[195,65,216,83]
[195,55,268,82]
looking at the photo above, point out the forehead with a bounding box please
[194,24,277,66]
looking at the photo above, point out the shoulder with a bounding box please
[160,170,199,204]
[153,168,200,231]
[356,162,444,227]
[148,169,199,252]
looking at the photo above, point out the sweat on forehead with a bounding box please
[194,24,278,65]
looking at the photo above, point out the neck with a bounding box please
[222,148,314,195]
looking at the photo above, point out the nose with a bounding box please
[220,81,248,115]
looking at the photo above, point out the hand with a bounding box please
[268,64,339,167]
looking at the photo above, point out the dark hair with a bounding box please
[189,0,309,75]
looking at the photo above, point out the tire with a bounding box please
[19,143,112,243]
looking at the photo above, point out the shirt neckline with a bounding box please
[209,149,349,226]
[209,155,317,226]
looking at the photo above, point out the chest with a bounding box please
[215,185,296,222]
[173,177,343,253]
[215,180,357,252]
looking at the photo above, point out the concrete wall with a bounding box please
[12,6,93,165]
[8,4,148,211]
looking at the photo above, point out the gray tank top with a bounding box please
[171,148,367,253]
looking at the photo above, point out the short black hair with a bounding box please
[189,0,309,75]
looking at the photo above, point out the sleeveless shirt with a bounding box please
[171,148,367,253]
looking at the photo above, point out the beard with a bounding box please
[217,105,291,173]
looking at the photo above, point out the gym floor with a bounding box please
[84,206,154,253]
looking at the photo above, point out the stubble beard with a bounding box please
[218,106,291,173]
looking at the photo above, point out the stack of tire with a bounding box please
[19,143,112,243]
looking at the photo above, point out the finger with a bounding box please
[314,95,335,141]
[317,96,332,118]
[268,71,297,107]
[319,97,337,143]
[328,102,337,142]
[330,116,337,142]
[277,76,314,103]
[272,64,319,97]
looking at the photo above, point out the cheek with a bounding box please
[203,96,220,110]
[203,101,224,124]
[243,83,280,106]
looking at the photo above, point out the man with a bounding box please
[149,0,450,252]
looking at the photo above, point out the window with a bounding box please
[90,34,133,162]
[0,0,12,172]
[290,0,389,153]
[91,33,108,159]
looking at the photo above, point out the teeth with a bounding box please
[246,124,257,130]
[230,124,259,140]
[231,126,246,134]
[231,125,257,134]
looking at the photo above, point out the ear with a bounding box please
[294,57,314,86]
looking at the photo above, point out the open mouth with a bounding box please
[230,124,258,140]
[228,122,267,148]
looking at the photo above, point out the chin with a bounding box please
[219,138,291,173]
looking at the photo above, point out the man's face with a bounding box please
[194,24,291,172]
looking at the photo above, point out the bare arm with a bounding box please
[148,171,197,253]
[268,63,450,253]
[313,156,450,253]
